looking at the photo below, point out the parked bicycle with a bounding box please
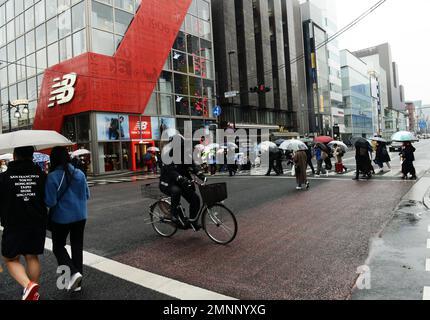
[142,178,238,245]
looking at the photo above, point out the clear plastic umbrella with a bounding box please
[391,131,417,142]
[279,139,308,151]
[328,141,348,152]
[33,152,50,163]
[257,141,278,153]
[71,149,91,158]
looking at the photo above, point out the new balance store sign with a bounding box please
[48,73,77,108]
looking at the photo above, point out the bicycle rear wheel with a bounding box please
[202,204,237,245]
[150,200,178,237]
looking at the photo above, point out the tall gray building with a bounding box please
[353,43,404,112]
[211,0,307,134]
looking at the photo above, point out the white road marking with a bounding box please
[426,259,430,272]
[428,225,430,233]
[424,287,430,300]
[427,239,430,249]
[0,226,235,300]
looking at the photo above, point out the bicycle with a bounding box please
[141,178,238,245]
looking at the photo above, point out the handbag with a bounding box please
[47,169,75,231]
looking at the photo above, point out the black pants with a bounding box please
[52,220,86,276]
[266,160,279,176]
[307,158,315,174]
[169,185,201,221]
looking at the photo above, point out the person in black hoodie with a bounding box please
[159,135,206,231]
[0,146,47,301]
[400,142,417,180]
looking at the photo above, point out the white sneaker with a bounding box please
[67,272,83,291]
[296,186,303,190]
[378,169,384,174]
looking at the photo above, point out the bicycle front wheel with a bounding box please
[202,204,238,245]
[150,200,178,238]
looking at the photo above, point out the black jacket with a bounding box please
[0,160,48,228]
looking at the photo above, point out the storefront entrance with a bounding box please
[133,141,154,171]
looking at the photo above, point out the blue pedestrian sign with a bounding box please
[213,105,222,117]
[419,120,427,130]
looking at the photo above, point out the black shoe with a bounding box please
[353,177,359,181]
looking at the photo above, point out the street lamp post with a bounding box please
[228,50,236,128]
[2,99,30,132]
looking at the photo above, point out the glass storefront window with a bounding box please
[200,20,211,40]
[16,36,25,60]
[189,76,202,97]
[198,0,210,21]
[160,94,173,116]
[6,20,14,43]
[59,9,72,38]
[175,95,189,116]
[35,0,46,26]
[24,7,34,33]
[35,24,46,50]
[17,58,26,81]
[46,0,57,19]
[92,28,114,55]
[47,18,58,44]
[0,5,5,27]
[47,42,59,67]
[58,0,71,12]
[115,0,134,12]
[114,8,133,35]
[6,1,14,22]
[173,31,186,52]
[7,41,16,62]
[25,30,35,54]
[36,48,47,70]
[15,13,25,37]
[99,142,121,173]
[77,114,90,142]
[7,63,16,84]
[0,26,5,46]
[158,71,173,93]
[172,50,187,73]
[0,67,7,86]
[73,29,86,56]
[200,39,212,60]
[163,51,172,70]
[62,116,77,142]
[26,53,36,77]
[143,92,158,115]
[174,73,188,95]
[186,34,199,55]
[59,36,72,62]
[72,2,86,32]
[27,76,37,100]
[92,1,113,32]
[121,142,131,170]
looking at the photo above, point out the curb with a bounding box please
[424,188,430,209]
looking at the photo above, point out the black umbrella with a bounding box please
[352,137,370,149]
[315,143,330,153]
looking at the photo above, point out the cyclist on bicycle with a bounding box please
[159,134,206,231]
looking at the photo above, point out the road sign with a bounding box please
[224,91,239,98]
[419,120,427,130]
[213,105,222,117]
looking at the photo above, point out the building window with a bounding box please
[59,36,72,61]
[174,73,188,95]
[47,42,59,67]
[115,0,134,13]
[72,2,86,32]
[35,24,46,50]
[59,9,72,38]
[114,8,133,35]
[92,28,114,55]
[47,18,59,44]
[92,1,114,32]
[35,0,46,26]
[73,29,86,56]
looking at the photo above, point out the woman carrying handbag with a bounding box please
[45,147,90,292]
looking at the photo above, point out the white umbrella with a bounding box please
[257,141,278,153]
[391,131,417,142]
[0,153,13,161]
[71,149,91,158]
[279,139,308,151]
[370,137,387,143]
[0,130,73,154]
[147,147,160,152]
[328,141,348,152]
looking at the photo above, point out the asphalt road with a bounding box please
[1,140,430,300]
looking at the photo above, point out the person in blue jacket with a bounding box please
[45,146,90,293]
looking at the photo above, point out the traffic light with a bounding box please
[250,85,271,94]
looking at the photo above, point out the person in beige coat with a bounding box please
[293,150,310,190]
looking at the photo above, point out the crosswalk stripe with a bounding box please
[426,259,430,272]
[424,287,430,300]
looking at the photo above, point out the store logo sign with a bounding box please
[48,73,77,108]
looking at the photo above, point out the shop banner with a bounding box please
[97,113,130,141]
[129,116,152,140]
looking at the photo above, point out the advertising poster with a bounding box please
[152,117,176,140]
[97,113,130,141]
[129,116,152,140]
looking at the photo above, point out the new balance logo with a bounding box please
[48,73,77,108]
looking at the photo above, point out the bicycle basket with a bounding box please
[199,183,228,207]
[141,182,163,200]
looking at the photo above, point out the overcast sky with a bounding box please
[333,0,430,105]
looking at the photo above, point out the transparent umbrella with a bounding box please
[279,139,308,151]
[391,131,417,142]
